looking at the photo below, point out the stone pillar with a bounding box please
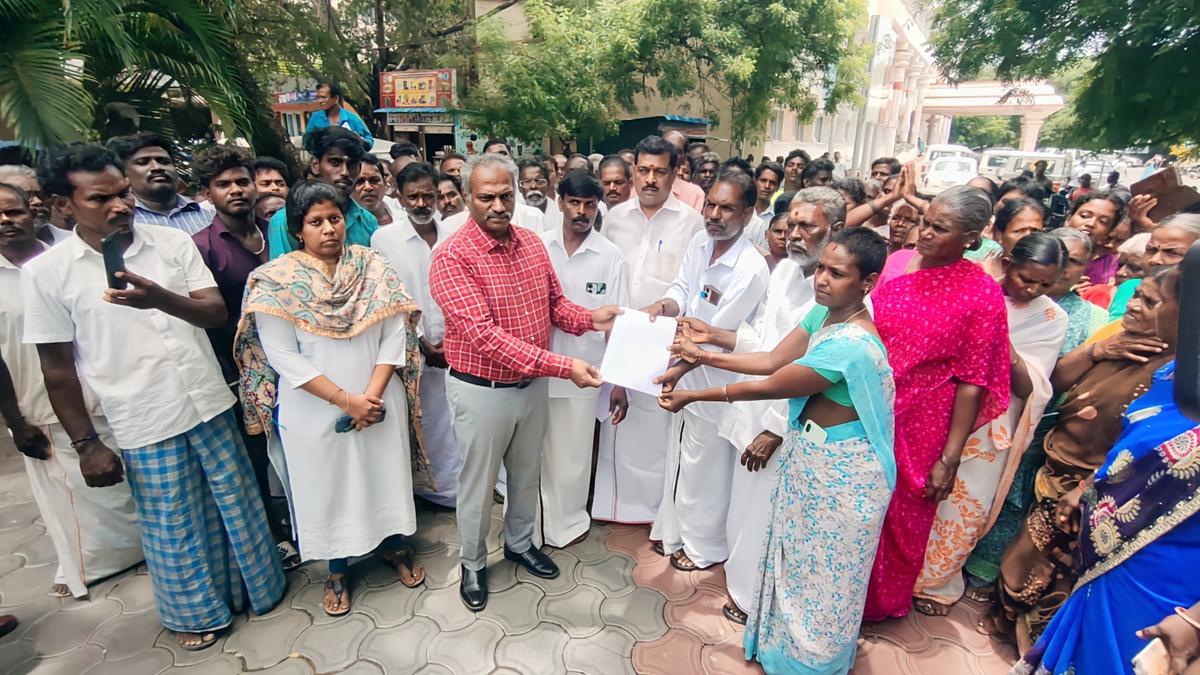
[1019,113,1047,151]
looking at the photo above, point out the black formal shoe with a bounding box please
[504,545,559,579]
[459,565,488,612]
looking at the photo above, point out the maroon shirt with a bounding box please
[192,216,269,381]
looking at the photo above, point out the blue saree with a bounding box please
[744,322,896,675]
[1014,362,1200,674]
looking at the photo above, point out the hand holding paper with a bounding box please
[599,308,678,396]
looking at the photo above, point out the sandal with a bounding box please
[722,602,748,625]
[650,540,665,556]
[323,575,351,616]
[276,541,302,572]
[913,597,951,617]
[670,550,699,572]
[382,548,426,589]
[964,585,994,603]
[178,630,220,651]
[49,583,72,598]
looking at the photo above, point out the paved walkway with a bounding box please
[0,438,1017,674]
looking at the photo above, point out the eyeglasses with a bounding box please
[519,179,549,188]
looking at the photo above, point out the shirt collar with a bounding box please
[134,194,200,217]
[701,232,753,270]
[69,223,152,259]
[0,240,47,270]
[463,218,521,253]
[209,214,266,239]
[546,226,600,257]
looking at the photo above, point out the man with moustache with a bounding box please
[517,158,561,232]
[595,135,703,525]
[643,171,769,572]
[440,152,466,179]
[266,127,378,258]
[742,161,785,249]
[107,133,214,235]
[598,155,633,211]
[661,130,707,212]
[692,152,721,194]
[372,162,462,508]
[537,171,630,547]
[674,186,842,621]
[0,165,69,245]
[251,157,290,198]
[25,142,283,649]
[429,153,621,610]
[353,155,404,226]
[436,173,466,222]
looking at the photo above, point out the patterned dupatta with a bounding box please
[1075,362,1200,587]
[233,244,434,491]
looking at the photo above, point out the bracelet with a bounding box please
[328,388,344,406]
[937,455,959,468]
[722,385,730,402]
[1175,607,1200,632]
[70,433,99,449]
[1087,343,1098,362]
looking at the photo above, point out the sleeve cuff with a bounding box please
[761,401,789,438]
[733,321,758,353]
[546,353,575,380]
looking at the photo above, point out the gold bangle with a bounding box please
[722,385,730,402]
[328,388,344,406]
[1175,607,1200,632]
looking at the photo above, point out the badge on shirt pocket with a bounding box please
[585,281,608,295]
[699,284,723,306]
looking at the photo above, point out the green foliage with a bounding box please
[950,115,1019,149]
[929,0,1200,147]
[465,0,867,146]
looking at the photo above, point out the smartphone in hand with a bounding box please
[101,231,131,290]
[334,406,386,433]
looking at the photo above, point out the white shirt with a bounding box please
[539,200,562,234]
[440,206,542,235]
[665,231,770,418]
[540,227,630,399]
[0,244,104,426]
[370,217,453,344]
[743,211,775,250]
[601,195,704,309]
[22,225,235,448]
[38,224,74,246]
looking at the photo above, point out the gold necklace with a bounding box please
[821,304,869,328]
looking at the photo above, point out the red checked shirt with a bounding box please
[430,219,595,383]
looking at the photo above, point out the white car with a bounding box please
[924,157,979,195]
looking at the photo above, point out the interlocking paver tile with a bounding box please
[427,618,504,673]
[0,501,41,530]
[493,621,569,674]
[516,549,579,596]
[632,629,705,675]
[664,587,738,644]
[413,583,479,631]
[0,637,36,670]
[82,646,173,675]
[488,559,519,594]
[631,553,696,601]
[26,596,120,656]
[564,636,637,675]
[0,523,43,557]
[537,584,604,638]
[104,573,156,614]
[165,653,243,674]
[339,659,385,674]
[223,606,310,669]
[599,587,668,641]
[291,612,373,672]
[153,626,229,668]
[412,511,457,555]
[562,525,614,564]
[574,555,636,597]
[480,582,543,635]
[249,573,309,622]
[358,615,438,674]
[415,543,464,590]
[0,561,58,606]
[0,594,59,641]
[603,524,654,561]
[255,657,315,674]
[701,640,762,675]
[690,564,727,596]
[0,553,24,578]
[586,625,637,655]
[355,579,424,627]
[13,533,57,567]
[19,643,105,674]
[88,607,163,661]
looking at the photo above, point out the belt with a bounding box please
[449,369,533,389]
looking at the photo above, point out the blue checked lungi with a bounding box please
[121,408,285,632]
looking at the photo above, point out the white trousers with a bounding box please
[539,395,598,547]
[724,454,779,611]
[651,407,736,568]
[591,391,670,524]
[413,367,462,508]
[23,421,143,597]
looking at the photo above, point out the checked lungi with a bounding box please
[121,408,284,632]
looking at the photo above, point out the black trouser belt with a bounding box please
[449,369,533,389]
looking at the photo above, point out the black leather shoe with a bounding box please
[504,545,559,579]
[459,565,488,612]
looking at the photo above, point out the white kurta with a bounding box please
[719,260,816,611]
[256,312,416,561]
[593,196,704,524]
[371,219,460,507]
[2,247,142,598]
[539,227,629,545]
[652,231,770,567]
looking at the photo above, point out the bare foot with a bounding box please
[49,583,71,598]
[913,597,952,616]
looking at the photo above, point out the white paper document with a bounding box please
[600,308,677,396]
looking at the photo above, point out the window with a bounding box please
[794,116,803,141]
[814,117,825,143]
[771,111,783,141]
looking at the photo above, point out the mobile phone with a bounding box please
[100,231,130,290]
[334,406,386,433]
[1132,637,1169,675]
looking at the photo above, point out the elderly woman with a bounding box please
[863,185,1012,622]
[763,212,789,271]
[1104,213,1200,321]
[987,266,1180,652]
[913,232,1068,614]
[661,229,895,675]
[962,227,1110,592]
[1066,193,1126,286]
[235,180,427,616]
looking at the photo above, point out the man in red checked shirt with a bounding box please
[430,154,622,612]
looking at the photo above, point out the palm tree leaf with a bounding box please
[0,21,94,147]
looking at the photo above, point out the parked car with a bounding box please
[924,156,979,195]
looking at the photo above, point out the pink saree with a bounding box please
[863,256,1010,621]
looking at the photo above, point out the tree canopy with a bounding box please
[950,115,1019,149]
[928,0,1199,148]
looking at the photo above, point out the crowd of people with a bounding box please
[0,90,1198,673]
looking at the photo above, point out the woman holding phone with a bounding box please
[234,180,426,616]
[659,228,895,675]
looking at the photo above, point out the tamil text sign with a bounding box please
[379,69,456,109]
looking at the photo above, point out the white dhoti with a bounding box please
[24,420,143,598]
[413,366,462,508]
[651,407,736,568]
[591,391,671,524]
[539,395,598,547]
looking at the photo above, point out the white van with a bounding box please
[925,144,976,163]
[979,150,1070,185]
